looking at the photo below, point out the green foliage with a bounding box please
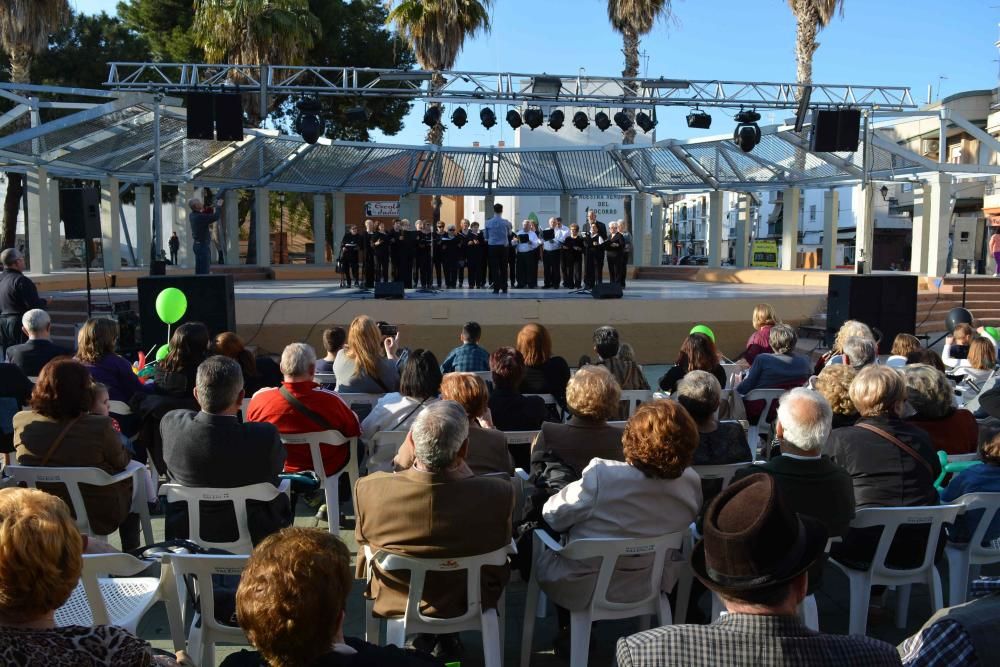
[117,0,201,62]
[192,0,320,66]
[31,12,152,88]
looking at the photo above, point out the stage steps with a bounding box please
[916,275,1000,334]
[44,295,140,351]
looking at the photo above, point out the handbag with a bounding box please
[854,422,936,478]
[39,416,82,466]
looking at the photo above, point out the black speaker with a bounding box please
[591,283,623,299]
[150,260,167,276]
[186,92,215,140]
[59,188,101,240]
[214,93,244,141]
[810,109,861,152]
[826,274,917,349]
[137,275,236,348]
[374,282,405,300]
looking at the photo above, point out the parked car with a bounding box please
[677,254,709,266]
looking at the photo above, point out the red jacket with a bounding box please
[247,381,361,476]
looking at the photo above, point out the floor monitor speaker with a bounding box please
[137,275,236,348]
[374,282,405,300]
[826,274,917,349]
[592,283,624,299]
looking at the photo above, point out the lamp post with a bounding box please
[277,191,286,264]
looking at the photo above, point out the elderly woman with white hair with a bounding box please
[841,336,878,370]
[815,319,876,373]
[903,363,978,455]
[675,370,750,465]
[735,323,812,424]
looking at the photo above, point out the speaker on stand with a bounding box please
[60,187,102,318]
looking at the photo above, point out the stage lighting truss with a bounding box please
[733,108,762,153]
[506,109,523,129]
[635,109,657,133]
[594,111,612,132]
[523,107,544,130]
[572,111,590,131]
[295,98,323,144]
[686,108,712,129]
[451,107,468,128]
[548,109,565,131]
[613,110,633,133]
[422,105,443,128]
[480,107,497,129]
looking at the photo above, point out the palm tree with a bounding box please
[0,0,71,251]
[787,0,845,91]
[607,0,671,235]
[387,0,491,221]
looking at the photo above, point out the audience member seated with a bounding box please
[355,401,514,661]
[906,348,947,373]
[0,488,185,666]
[585,325,650,391]
[516,323,572,408]
[813,364,859,428]
[824,365,941,572]
[488,347,547,461]
[0,361,32,457]
[842,336,878,370]
[75,317,147,403]
[903,363,978,455]
[333,315,400,395]
[538,400,702,655]
[736,324,812,424]
[220,527,442,667]
[361,349,441,473]
[530,365,625,482]
[940,430,1000,545]
[951,336,997,385]
[942,322,974,369]
[4,308,69,377]
[886,333,921,366]
[212,332,280,396]
[734,389,855,592]
[898,593,1000,667]
[658,333,727,393]
[154,322,209,398]
[315,326,346,377]
[736,303,777,367]
[13,358,139,550]
[247,343,361,483]
[617,474,901,667]
[395,372,512,476]
[814,319,876,374]
[162,355,291,545]
[675,371,750,465]
[440,321,490,373]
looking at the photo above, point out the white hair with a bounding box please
[280,342,317,378]
[843,336,877,369]
[777,388,833,453]
[0,248,22,267]
[411,400,469,471]
[22,308,50,335]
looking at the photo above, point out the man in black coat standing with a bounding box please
[0,248,46,358]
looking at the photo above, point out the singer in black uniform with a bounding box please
[361,219,375,288]
[396,219,416,289]
[584,220,606,288]
[563,223,585,289]
[433,221,446,288]
[442,224,460,288]
[466,222,485,288]
[415,220,433,288]
[605,221,626,287]
[387,219,401,282]
[339,224,361,286]
[372,221,390,282]
[456,219,471,287]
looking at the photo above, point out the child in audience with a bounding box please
[92,383,157,503]
[440,321,490,373]
[943,322,974,368]
[315,327,346,389]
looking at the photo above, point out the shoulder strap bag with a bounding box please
[278,386,334,431]
[39,416,82,466]
[854,422,936,478]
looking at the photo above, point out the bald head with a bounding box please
[776,388,832,454]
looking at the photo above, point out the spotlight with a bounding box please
[480,108,497,129]
[594,111,612,132]
[506,109,523,129]
[422,105,442,128]
[548,110,565,131]
[345,105,368,124]
[451,107,468,128]
[572,111,590,131]
[732,109,762,153]
[296,98,323,144]
[635,110,656,133]
[686,110,712,129]
[734,109,761,124]
[613,110,633,132]
[524,108,544,130]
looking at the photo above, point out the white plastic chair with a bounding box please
[363,542,515,667]
[5,464,153,545]
[278,429,359,533]
[830,504,963,635]
[619,390,654,418]
[742,388,786,456]
[338,392,384,412]
[692,463,747,489]
[503,430,540,447]
[313,372,337,385]
[55,553,164,634]
[473,370,493,383]
[520,530,682,667]
[159,480,291,554]
[367,429,408,474]
[238,397,251,420]
[945,492,1000,605]
[161,552,250,667]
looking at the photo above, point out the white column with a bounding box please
[633,193,649,266]
[253,188,270,266]
[175,184,194,268]
[734,193,752,268]
[331,193,346,261]
[398,194,419,222]
[707,190,724,268]
[100,177,121,272]
[135,186,151,267]
[25,167,51,274]
[47,178,61,270]
[821,189,839,271]
[909,183,928,274]
[650,198,663,267]
[313,194,328,265]
[853,184,875,274]
[926,173,952,277]
[223,190,240,265]
[781,187,801,271]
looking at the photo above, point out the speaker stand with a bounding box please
[961,261,969,309]
[84,240,93,319]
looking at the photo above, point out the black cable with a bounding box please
[915,282,942,334]
[243,290,361,346]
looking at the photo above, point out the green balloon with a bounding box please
[528,212,539,223]
[155,287,187,324]
[690,324,715,342]
[986,326,1000,342]
[155,345,170,362]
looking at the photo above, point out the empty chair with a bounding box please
[742,388,786,450]
[55,553,164,634]
[278,429,358,532]
[944,492,1000,605]
[692,463,748,492]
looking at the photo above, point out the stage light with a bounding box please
[506,109,523,129]
[732,109,762,153]
[480,108,497,129]
[548,110,565,131]
[296,99,323,144]
[686,110,712,129]
[614,110,633,133]
[423,105,442,128]
[345,105,368,124]
[572,111,590,131]
[594,111,612,132]
[635,110,656,133]
[451,107,468,128]
[524,108,544,130]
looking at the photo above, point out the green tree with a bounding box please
[117,0,201,62]
[0,0,71,251]
[787,0,845,90]
[607,0,672,235]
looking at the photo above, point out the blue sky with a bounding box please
[73,0,1000,146]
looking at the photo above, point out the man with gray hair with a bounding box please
[0,248,46,356]
[842,336,878,370]
[734,387,855,591]
[161,355,291,543]
[4,308,69,376]
[354,399,514,659]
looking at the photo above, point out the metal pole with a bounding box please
[152,93,163,262]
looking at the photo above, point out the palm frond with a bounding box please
[607,0,671,36]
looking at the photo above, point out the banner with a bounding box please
[364,201,399,218]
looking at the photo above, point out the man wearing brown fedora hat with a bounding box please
[617,474,901,666]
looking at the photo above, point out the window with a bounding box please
[809,205,816,222]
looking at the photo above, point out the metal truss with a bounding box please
[105,63,916,111]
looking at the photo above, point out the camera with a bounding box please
[377,322,398,337]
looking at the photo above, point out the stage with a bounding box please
[43,275,827,365]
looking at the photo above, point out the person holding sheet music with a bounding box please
[372,221,391,283]
[339,224,361,287]
[584,219,607,288]
[562,223,585,289]
[542,217,564,289]
[433,221,447,288]
[396,219,416,289]
[457,219,471,288]
[467,221,486,288]
[514,219,541,288]
[414,220,433,288]
[443,224,461,288]
[606,220,626,287]
[387,219,401,282]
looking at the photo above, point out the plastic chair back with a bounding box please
[692,463,747,492]
[5,464,153,543]
[619,390,654,418]
[934,451,982,489]
[945,492,1000,605]
[338,392,384,411]
[368,429,408,474]
[55,553,160,631]
[721,363,742,388]
[108,400,132,416]
[313,372,337,385]
[848,505,963,582]
[159,480,290,554]
[238,398,251,420]
[278,429,358,532]
[503,430,540,448]
[473,371,493,383]
[743,388,786,453]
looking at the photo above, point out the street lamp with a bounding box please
[879,185,889,201]
[277,192,286,264]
